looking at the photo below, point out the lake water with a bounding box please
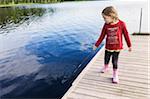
[0,0,148,98]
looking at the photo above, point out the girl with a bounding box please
[93,6,132,84]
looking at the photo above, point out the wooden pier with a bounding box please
[62,35,149,99]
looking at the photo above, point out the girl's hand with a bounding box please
[128,47,132,52]
[93,45,98,51]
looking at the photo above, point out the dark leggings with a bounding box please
[104,50,120,69]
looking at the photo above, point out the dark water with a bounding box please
[0,2,104,99]
[0,1,148,99]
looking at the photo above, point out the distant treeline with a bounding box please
[0,0,86,4]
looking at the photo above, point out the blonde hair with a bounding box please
[102,6,119,20]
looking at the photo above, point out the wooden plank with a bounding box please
[68,92,102,99]
[79,79,147,94]
[82,75,148,89]
[76,84,147,98]
[88,69,148,80]
[92,64,148,72]
[93,62,148,70]
[73,87,134,99]
[89,67,148,76]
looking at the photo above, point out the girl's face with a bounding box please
[102,14,113,24]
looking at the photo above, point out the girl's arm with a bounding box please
[122,22,132,48]
[94,24,107,47]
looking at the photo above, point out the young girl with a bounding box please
[93,6,132,84]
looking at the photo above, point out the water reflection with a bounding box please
[0,6,55,34]
[0,3,99,98]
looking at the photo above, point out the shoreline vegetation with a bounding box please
[0,0,87,7]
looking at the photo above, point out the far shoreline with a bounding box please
[0,1,88,8]
[0,2,59,8]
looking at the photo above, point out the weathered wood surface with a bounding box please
[62,36,149,99]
